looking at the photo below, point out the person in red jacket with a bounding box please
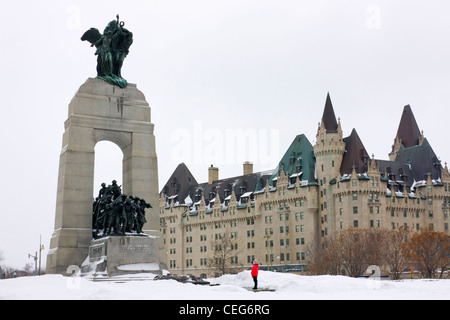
[251,259,259,289]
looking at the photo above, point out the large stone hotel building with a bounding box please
[159,94,450,277]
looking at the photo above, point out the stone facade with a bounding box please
[159,95,450,277]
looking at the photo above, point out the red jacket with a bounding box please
[251,264,259,277]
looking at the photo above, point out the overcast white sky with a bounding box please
[1,0,450,270]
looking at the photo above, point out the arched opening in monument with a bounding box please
[93,141,124,196]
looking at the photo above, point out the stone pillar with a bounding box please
[47,78,163,275]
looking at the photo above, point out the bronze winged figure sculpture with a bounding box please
[81,15,133,88]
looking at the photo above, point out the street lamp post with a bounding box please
[28,252,37,275]
[39,235,45,275]
[28,235,45,276]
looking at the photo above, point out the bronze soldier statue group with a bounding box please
[92,180,152,239]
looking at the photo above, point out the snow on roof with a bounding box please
[184,194,193,205]
[241,191,253,198]
[289,172,303,178]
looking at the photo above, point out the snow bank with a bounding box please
[210,270,450,299]
[116,263,160,271]
[0,270,449,300]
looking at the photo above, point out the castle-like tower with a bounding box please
[313,94,345,238]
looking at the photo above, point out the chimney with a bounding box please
[208,164,219,184]
[243,161,253,175]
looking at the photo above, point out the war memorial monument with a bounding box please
[46,16,165,276]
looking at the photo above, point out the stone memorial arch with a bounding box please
[47,78,162,275]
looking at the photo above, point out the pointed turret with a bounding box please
[340,128,370,175]
[321,93,338,133]
[314,93,345,180]
[396,105,421,149]
[389,105,422,160]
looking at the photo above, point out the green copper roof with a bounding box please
[270,134,316,185]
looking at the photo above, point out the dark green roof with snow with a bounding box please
[270,134,316,185]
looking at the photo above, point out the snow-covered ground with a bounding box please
[0,270,449,300]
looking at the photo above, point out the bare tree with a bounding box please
[365,228,388,267]
[385,227,410,280]
[24,263,34,276]
[338,228,370,277]
[404,227,450,279]
[306,227,449,279]
[0,266,16,279]
[307,229,382,277]
[208,232,242,276]
[306,235,342,275]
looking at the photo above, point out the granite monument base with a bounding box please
[47,77,163,275]
[81,235,162,277]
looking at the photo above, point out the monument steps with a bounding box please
[84,273,218,286]
[87,274,157,283]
